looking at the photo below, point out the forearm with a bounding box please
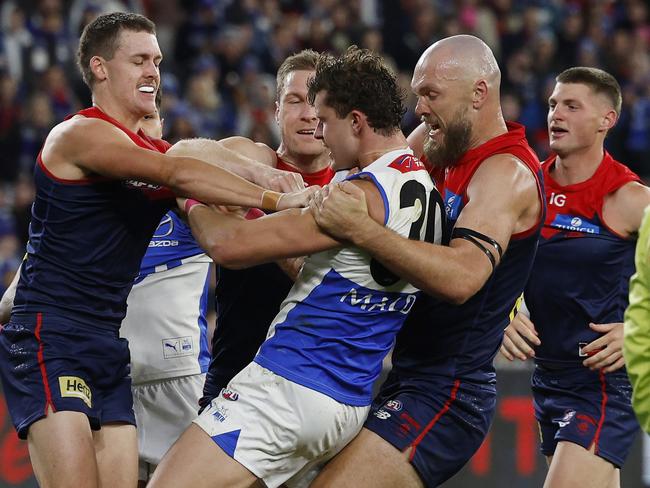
[187,206,311,267]
[352,220,487,303]
[167,157,276,210]
[168,139,266,183]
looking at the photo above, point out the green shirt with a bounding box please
[624,205,650,434]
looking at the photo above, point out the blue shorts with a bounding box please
[532,364,639,467]
[364,370,496,487]
[0,312,135,439]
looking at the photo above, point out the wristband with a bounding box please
[244,208,265,220]
[261,190,282,211]
[184,198,205,214]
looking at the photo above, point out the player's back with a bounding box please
[392,123,544,380]
[13,107,172,329]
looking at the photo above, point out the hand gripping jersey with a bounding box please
[12,107,173,329]
[204,156,335,397]
[254,149,443,406]
[392,122,544,380]
[527,151,640,365]
[120,210,212,384]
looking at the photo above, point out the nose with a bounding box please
[314,120,324,140]
[414,97,428,119]
[301,102,318,122]
[143,59,159,79]
[548,104,563,122]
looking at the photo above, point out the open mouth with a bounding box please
[297,129,316,136]
[550,126,568,137]
[138,85,156,94]
[427,121,442,138]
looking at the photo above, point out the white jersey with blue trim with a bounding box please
[255,149,442,406]
[120,211,212,384]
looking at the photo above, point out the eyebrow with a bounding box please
[130,53,163,61]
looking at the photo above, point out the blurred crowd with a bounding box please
[0,0,648,297]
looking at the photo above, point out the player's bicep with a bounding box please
[59,120,172,182]
[450,159,530,278]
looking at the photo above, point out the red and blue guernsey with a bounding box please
[1,107,175,438]
[392,122,544,380]
[527,151,640,365]
[364,123,544,487]
[12,107,173,329]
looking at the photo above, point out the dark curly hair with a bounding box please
[307,46,405,136]
[77,12,156,88]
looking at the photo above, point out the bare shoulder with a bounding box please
[467,153,541,234]
[41,116,131,174]
[469,153,538,199]
[45,116,126,150]
[605,181,650,236]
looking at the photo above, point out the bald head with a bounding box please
[412,35,507,167]
[417,35,500,86]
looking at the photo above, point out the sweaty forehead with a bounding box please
[116,30,161,56]
[281,70,313,97]
[411,58,464,92]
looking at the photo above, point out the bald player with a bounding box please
[309,35,545,487]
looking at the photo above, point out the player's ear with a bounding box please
[472,79,488,109]
[600,108,618,132]
[90,56,108,82]
[350,110,364,135]
[274,101,280,125]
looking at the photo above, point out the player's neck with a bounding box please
[552,144,605,185]
[357,132,409,168]
[92,94,141,133]
[470,112,508,149]
[277,148,331,175]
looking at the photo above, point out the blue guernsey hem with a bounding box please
[253,356,372,407]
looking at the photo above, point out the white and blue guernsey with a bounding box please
[255,149,444,406]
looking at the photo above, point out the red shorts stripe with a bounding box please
[34,313,55,415]
[591,369,608,453]
[408,379,461,461]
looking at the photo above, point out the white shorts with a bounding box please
[132,373,206,481]
[193,362,369,488]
